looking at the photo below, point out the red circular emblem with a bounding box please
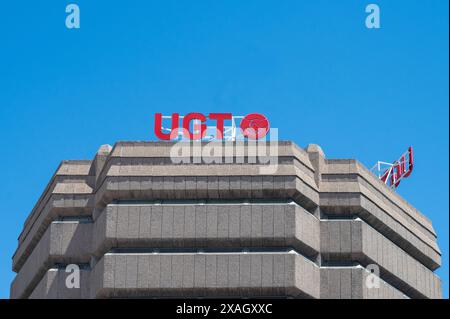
[240,113,270,139]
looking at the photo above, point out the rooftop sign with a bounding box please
[154,113,270,141]
[371,146,414,189]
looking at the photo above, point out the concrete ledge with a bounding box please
[323,159,435,237]
[96,174,319,212]
[20,161,93,244]
[12,194,94,273]
[92,203,320,259]
[321,219,442,299]
[321,180,436,243]
[19,179,93,245]
[320,193,441,271]
[90,252,320,299]
[94,141,315,187]
[11,222,92,299]
[108,141,313,164]
[320,267,408,299]
[29,268,90,299]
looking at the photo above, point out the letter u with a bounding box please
[154,113,179,140]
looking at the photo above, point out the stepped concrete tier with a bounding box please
[10,141,442,299]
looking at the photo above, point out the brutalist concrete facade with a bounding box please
[10,141,442,299]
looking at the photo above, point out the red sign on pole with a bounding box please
[376,146,414,189]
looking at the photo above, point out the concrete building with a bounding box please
[10,141,442,299]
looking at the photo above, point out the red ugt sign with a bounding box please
[154,113,270,140]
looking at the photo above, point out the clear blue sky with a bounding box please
[0,1,448,298]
